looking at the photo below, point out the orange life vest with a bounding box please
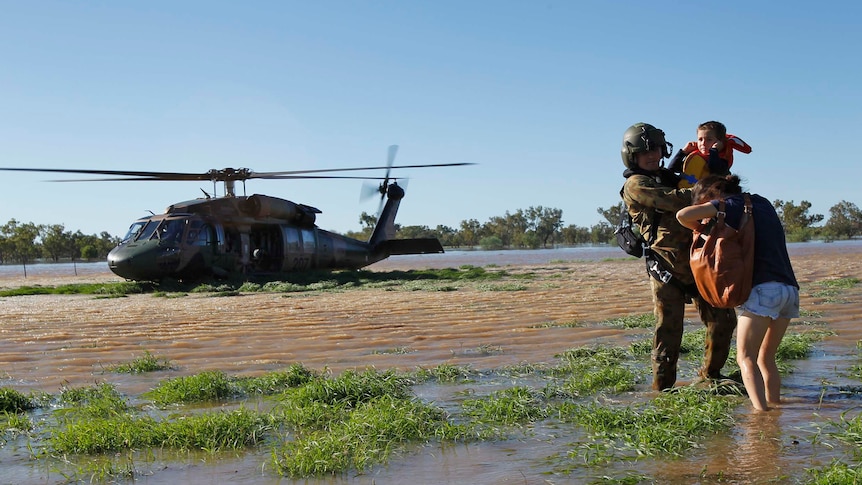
[677,134,752,188]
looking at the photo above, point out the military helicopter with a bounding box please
[1,145,472,282]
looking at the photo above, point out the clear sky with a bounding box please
[2,1,860,237]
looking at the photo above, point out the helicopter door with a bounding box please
[282,226,316,271]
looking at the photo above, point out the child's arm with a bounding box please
[706,147,730,175]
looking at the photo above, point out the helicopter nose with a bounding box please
[108,243,180,280]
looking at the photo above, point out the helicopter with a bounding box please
[1,145,472,282]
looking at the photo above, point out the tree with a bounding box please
[525,206,563,248]
[597,202,627,226]
[1,219,42,264]
[560,224,591,245]
[433,225,460,247]
[772,199,824,231]
[458,219,482,247]
[41,224,73,262]
[398,225,435,239]
[822,200,862,240]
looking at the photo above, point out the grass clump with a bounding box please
[0,387,36,413]
[411,364,479,383]
[146,370,236,405]
[272,368,472,476]
[1,411,34,435]
[236,364,318,395]
[272,394,448,476]
[602,313,656,329]
[106,350,175,374]
[558,387,736,462]
[49,407,270,454]
[551,346,638,396]
[808,276,860,302]
[806,460,862,485]
[462,386,547,426]
[0,281,150,297]
[284,369,411,407]
[58,383,130,417]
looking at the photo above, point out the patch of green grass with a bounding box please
[462,386,547,426]
[0,387,36,413]
[235,364,318,395]
[806,459,862,485]
[371,346,415,355]
[497,361,550,377]
[821,277,860,289]
[1,411,34,435]
[49,407,270,454]
[601,313,656,329]
[550,346,638,396]
[808,277,860,303]
[476,282,529,291]
[529,319,581,328]
[558,387,736,461]
[411,364,478,383]
[557,365,637,397]
[152,291,187,298]
[58,383,130,418]
[0,281,150,297]
[145,370,237,405]
[272,394,450,476]
[106,350,175,374]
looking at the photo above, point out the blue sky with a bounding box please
[2,1,860,237]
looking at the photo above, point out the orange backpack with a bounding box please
[689,194,755,308]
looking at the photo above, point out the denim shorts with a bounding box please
[739,281,800,319]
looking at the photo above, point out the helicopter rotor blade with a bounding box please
[0,167,249,181]
[250,161,473,178]
[0,162,474,181]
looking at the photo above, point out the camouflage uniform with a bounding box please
[622,168,737,390]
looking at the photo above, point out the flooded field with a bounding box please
[2,243,862,484]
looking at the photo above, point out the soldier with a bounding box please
[619,122,738,390]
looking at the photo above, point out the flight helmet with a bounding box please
[621,123,673,169]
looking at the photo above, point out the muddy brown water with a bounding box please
[2,243,862,484]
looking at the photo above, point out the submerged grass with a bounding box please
[3,270,860,482]
[558,387,737,463]
[105,350,175,374]
[0,387,36,413]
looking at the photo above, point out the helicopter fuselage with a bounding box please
[107,187,442,281]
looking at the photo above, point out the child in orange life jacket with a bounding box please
[668,120,752,188]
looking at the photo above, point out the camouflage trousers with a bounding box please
[649,277,738,391]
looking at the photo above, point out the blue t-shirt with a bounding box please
[711,193,798,288]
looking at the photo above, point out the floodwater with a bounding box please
[2,242,862,484]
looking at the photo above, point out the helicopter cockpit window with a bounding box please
[156,219,186,244]
[138,222,159,241]
[121,221,149,244]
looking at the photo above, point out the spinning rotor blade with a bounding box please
[0,162,474,181]
[0,167,252,181]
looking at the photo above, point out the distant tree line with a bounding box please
[348,199,862,249]
[0,220,120,265]
[2,199,860,265]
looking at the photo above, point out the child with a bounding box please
[668,121,752,188]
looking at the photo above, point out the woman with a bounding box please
[676,174,799,411]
